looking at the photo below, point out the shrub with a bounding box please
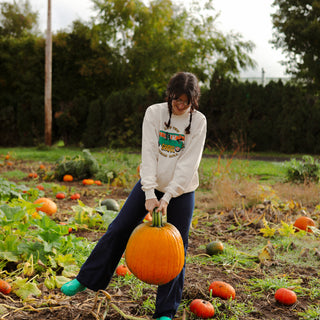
[283,155,320,183]
[54,149,99,180]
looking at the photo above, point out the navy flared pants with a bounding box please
[77,180,195,319]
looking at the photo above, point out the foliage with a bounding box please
[0,176,112,299]
[0,0,38,38]
[283,155,320,183]
[54,149,100,180]
[0,177,22,201]
[202,73,320,153]
[271,0,320,87]
[92,0,255,85]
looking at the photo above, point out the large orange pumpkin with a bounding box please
[125,210,185,285]
[34,198,57,216]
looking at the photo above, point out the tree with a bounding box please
[0,0,39,37]
[271,0,320,87]
[91,0,256,89]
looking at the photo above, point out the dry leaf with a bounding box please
[258,241,275,264]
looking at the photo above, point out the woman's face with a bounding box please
[172,94,190,115]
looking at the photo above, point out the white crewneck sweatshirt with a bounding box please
[140,102,207,203]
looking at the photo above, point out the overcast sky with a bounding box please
[24,0,288,78]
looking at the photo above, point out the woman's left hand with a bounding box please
[157,199,168,216]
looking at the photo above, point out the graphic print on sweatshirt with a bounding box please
[158,129,185,158]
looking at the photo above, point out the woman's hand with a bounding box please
[145,198,168,216]
[145,198,159,213]
[157,199,168,216]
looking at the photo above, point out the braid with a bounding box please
[164,103,172,129]
[185,111,193,134]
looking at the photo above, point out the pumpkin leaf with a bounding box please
[61,264,79,278]
[12,277,41,301]
[44,276,56,290]
[55,275,72,288]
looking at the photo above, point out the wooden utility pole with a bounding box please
[44,0,52,145]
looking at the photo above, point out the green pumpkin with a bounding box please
[101,199,120,211]
[206,241,224,256]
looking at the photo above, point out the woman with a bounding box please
[61,72,207,320]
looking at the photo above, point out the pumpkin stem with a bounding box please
[151,209,164,227]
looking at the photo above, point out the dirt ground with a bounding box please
[0,161,319,320]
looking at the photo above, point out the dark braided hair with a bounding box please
[165,72,200,134]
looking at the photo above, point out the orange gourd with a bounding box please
[56,192,66,199]
[209,280,236,300]
[0,279,11,295]
[293,216,316,232]
[82,179,94,185]
[190,299,215,319]
[34,198,57,216]
[275,288,297,305]
[143,213,152,222]
[28,173,38,179]
[125,210,185,285]
[63,174,73,182]
[116,264,132,277]
[70,193,81,200]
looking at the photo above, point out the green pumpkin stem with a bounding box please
[151,209,163,227]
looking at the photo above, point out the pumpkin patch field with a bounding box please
[0,148,320,320]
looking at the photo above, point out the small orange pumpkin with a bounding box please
[36,185,45,191]
[63,174,73,182]
[143,213,152,222]
[70,193,81,200]
[94,180,102,185]
[209,280,236,300]
[0,279,11,295]
[275,288,297,305]
[56,192,66,199]
[125,210,185,285]
[34,198,57,216]
[190,299,215,319]
[82,179,94,185]
[293,216,316,232]
[28,173,38,179]
[116,264,132,277]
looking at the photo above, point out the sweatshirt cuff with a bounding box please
[162,192,172,204]
[144,189,156,200]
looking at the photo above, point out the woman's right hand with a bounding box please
[145,198,160,213]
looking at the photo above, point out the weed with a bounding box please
[298,305,320,319]
[247,274,302,293]
[212,298,256,320]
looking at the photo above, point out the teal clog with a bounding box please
[61,279,86,296]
